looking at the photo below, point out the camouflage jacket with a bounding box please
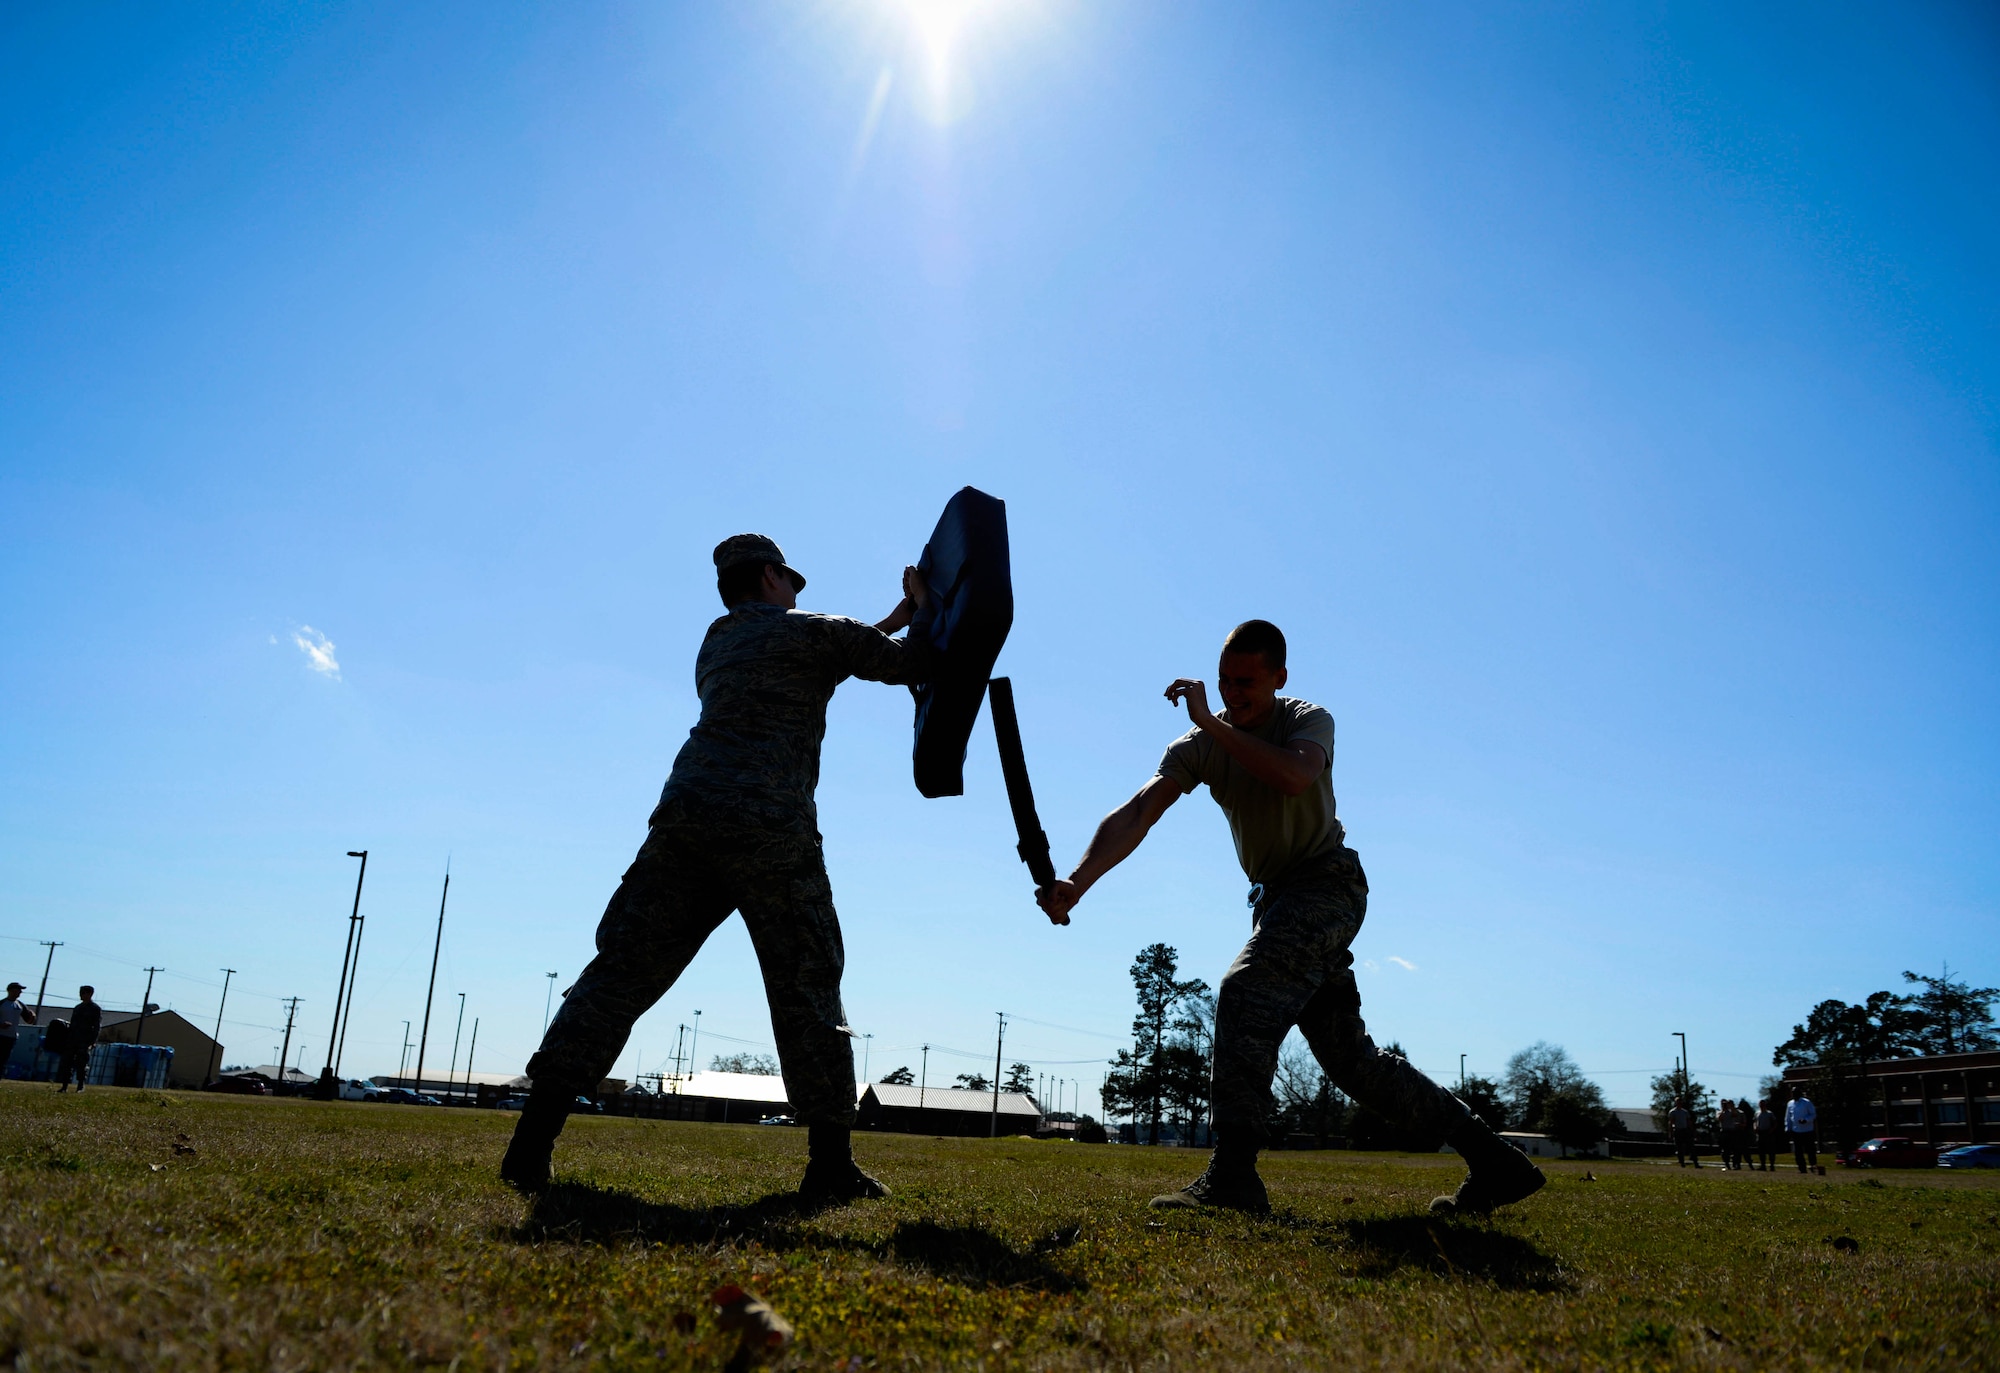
[653,602,932,832]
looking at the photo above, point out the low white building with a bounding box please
[859,1082,1044,1136]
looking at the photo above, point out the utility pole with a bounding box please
[335,913,366,1077]
[919,1044,929,1109]
[414,866,449,1096]
[1674,1031,1689,1101]
[862,1032,873,1084]
[135,967,163,1044]
[543,972,558,1035]
[321,850,367,1097]
[689,1010,701,1079]
[463,1017,479,1101]
[277,997,300,1089]
[990,1012,1006,1138]
[1460,1054,1467,1091]
[672,1024,688,1082]
[32,941,61,1019]
[399,1020,413,1081]
[447,992,466,1105]
[205,968,236,1084]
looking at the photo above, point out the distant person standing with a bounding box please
[1753,1096,1782,1172]
[1735,1099,1755,1171]
[1715,1098,1741,1170]
[1784,1085,1817,1172]
[0,981,36,1076]
[56,986,102,1092]
[1669,1096,1700,1167]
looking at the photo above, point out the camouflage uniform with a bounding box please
[1210,846,1474,1143]
[1159,697,1473,1146]
[528,589,929,1127]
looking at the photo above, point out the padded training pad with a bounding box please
[911,487,1014,798]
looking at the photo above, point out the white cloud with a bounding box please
[292,626,340,678]
[1361,958,1378,972]
[1386,956,1418,971]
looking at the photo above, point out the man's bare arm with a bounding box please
[1163,678,1325,796]
[1036,774,1182,925]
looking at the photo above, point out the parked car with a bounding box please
[364,1087,441,1106]
[489,1094,598,1112]
[757,1114,796,1127]
[203,1075,269,1095]
[1937,1144,2000,1169]
[1845,1137,1940,1168]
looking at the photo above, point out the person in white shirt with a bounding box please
[1784,1085,1818,1172]
[0,981,35,1078]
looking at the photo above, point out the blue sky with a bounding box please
[3,2,1995,1113]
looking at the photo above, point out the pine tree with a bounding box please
[1900,966,2000,1055]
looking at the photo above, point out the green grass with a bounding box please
[2,1083,1996,1370]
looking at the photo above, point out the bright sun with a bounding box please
[896,0,1004,122]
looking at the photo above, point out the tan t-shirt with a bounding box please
[1157,696,1344,884]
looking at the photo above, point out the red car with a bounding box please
[1845,1137,1939,1168]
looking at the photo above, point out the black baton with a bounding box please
[987,677,1056,892]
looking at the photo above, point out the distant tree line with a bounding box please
[1771,966,1998,1068]
[710,1052,778,1075]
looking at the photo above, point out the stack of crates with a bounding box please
[86,1043,174,1090]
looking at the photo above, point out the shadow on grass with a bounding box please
[517,1182,810,1247]
[884,1220,1085,1293]
[1321,1215,1570,1292]
[515,1184,1084,1293]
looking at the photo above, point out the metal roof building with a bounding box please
[859,1082,1044,1137]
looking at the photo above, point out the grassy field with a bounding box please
[2,1083,1997,1370]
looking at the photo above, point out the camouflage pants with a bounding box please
[528,819,857,1126]
[1211,847,1473,1146]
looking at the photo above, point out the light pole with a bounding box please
[135,967,163,1044]
[415,866,449,1095]
[447,992,466,1105]
[1673,1031,1689,1101]
[919,1044,929,1109]
[32,941,61,1020]
[543,973,558,1036]
[862,1032,873,1084]
[206,968,236,1085]
[689,1010,701,1079]
[1460,1054,1467,1091]
[335,913,365,1076]
[321,850,367,1096]
[990,1012,1006,1139]
[277,997,300,1088]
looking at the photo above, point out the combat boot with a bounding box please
[1431,1118,1544,1217]
[499,1086,572,1193]
[1150,1135,1270,1214]
[797,1124,889,1204]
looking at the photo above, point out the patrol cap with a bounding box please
[713,533,806,592]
